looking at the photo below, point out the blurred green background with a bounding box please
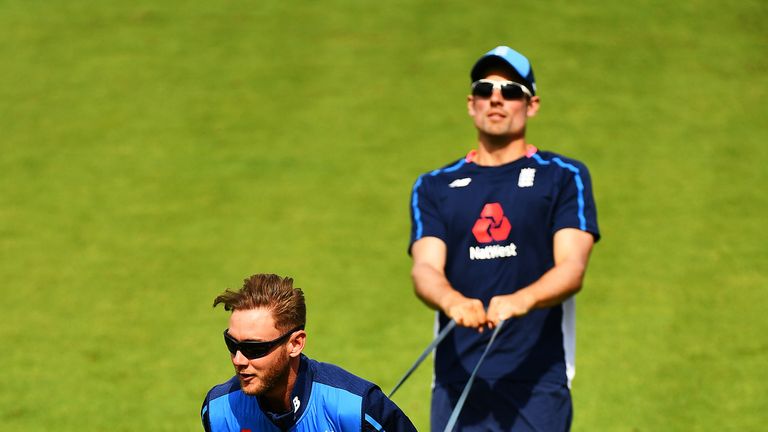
[1,1,766,430]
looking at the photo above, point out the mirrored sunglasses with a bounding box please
[223,325,304,359]
[471,79,532,100]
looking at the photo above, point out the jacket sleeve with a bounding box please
[201,393,212,432]
[362,386,417,432]
[551,159,600,241]
[409,174,447,253]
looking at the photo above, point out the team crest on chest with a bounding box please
[518,168,536,187]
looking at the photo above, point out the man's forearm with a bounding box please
[520,258,587,309]
[411,261,457,312]
[486,229,594,324]
[412,262,488,329]
[522,228,594,309]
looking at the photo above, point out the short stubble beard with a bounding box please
[239,350,290,398]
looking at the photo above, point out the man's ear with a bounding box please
[467,95,477,116]
[287,330,306,358]
[526,96,541,118]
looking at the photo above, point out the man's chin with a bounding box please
[239,379,264,396]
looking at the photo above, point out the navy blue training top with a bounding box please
[409,147,600,386]
[202,354,416,431]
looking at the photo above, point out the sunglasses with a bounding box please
[223,325,304,359]
[471,79,532,100]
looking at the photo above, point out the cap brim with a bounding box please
[470,55,535,95]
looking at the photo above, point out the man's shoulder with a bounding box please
[204,375,241,403]
[306,357,377,397]
[530,149,591,171]
[412,154,474,194]
[304,357,416,431]
[416,155,472,180]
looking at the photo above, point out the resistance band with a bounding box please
[388,319,457,398]
[442,319,506,432]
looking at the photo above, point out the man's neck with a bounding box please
[259,358,301,414]
[474,135,529,166]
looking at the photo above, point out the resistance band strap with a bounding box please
[442,319,506,432]
[388,319,457,398]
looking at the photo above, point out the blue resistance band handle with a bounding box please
[442,319,506,432]
[388,319,457,398]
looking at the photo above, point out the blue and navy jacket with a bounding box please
[409,147,600,386]
[201,354,416,431]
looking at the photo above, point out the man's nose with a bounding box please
[231,351,249,366]
[489,88,504,104]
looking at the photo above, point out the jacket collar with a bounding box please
[260,354,312,430]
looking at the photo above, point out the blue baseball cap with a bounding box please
[470,46,536,95]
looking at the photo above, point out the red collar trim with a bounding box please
[525,144,538,157]
[465,149,477,163]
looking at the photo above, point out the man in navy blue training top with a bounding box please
[409,46,600,431]
[202,273,416,431]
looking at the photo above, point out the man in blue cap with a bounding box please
[408,46,600,431]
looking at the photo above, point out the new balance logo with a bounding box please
[449,177,472,188]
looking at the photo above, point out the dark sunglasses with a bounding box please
[471,79,532,100]
[223,325,304,359]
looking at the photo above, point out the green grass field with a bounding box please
[1,1,766,430]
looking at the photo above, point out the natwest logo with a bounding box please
[472,202,512,243]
